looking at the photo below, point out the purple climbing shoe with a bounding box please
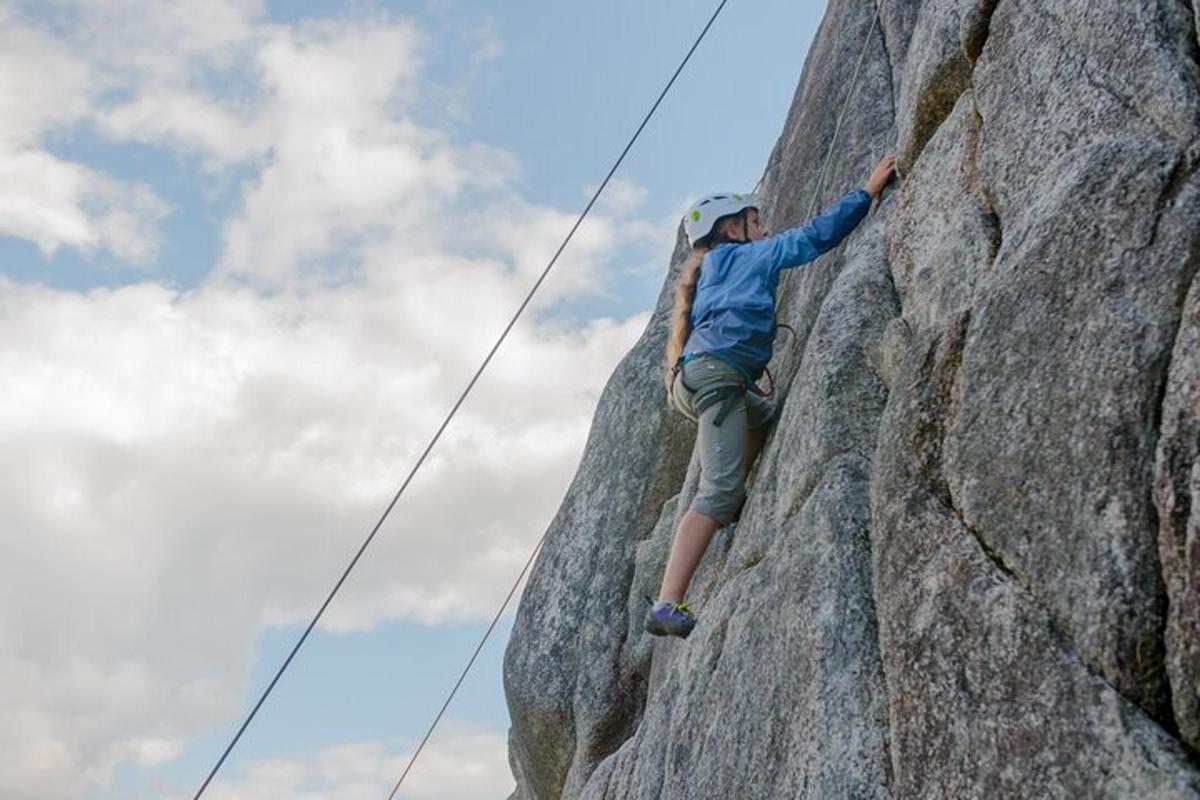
[644,598,697,638]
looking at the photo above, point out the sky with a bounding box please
[0,1,829,797]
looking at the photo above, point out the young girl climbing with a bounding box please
[644,153,898,638]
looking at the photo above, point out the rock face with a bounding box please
[504,0,1200,797]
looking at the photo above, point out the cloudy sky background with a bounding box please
[0,1,827,797]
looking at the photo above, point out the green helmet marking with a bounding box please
[691,210,702,221]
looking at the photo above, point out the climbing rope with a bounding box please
[769,0,882,354]
[750,3,881,215]
[189,2,733,799]
[804,3,882,220]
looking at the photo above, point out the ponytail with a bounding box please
[664,245,710,397]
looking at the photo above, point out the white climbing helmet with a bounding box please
[684,192,760,246]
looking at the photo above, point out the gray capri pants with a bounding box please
[670,354,778,525]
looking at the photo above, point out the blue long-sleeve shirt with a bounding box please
[684,187,872,380]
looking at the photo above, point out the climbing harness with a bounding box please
[668,322,796,425]
[672,351,775,428]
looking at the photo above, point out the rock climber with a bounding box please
[644,153,898,638]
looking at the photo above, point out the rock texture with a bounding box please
[505,0,1200,797]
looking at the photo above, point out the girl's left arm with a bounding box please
[756,154,896,276]
[754,187,872,274]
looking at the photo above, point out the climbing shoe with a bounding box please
[643,597,697,638]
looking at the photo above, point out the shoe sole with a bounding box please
[644,620,693,638]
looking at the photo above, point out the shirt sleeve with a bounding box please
[755,187,872,278]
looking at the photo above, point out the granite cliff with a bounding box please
[504,0,1200,796]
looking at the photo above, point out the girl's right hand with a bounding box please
[865,154,898,198]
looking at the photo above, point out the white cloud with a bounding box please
[194,721,513,800]
[50,0,265,83]
[0,5,669,798]
[587,176,649,217]
[97,90,263,167]
[0,246,648,796]
[0,4,92,144]
[467,19,505,69]
[0,179,651,795]
[0,3,175,263]
[0,146,168,262]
